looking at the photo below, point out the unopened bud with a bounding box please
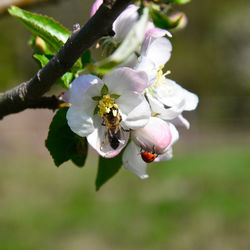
[35,36,47,53]
[132,117,172,155]
[170,12,188,31]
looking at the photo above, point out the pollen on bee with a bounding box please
[112,109,117,117]
[97,94,119,117]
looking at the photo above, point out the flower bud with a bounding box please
[34,36,47,54]
[131,117,172,155]
[169,12,187,31]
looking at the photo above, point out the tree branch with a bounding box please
[26,95,64,110]
[0,0,131,120]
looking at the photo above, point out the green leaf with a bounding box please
[45,107,88,167]
[71,59,83,74]
[33,53,51,67]
[96,153,123,191]
[93,105,99,115]
[92,96,102,101]
[110,94,121,99]
[92,7,149,74]
[61,72,74,89]
[8,5,70,52]
[149,5,183,30]
[81,50,91,67]
[101,84,109,96]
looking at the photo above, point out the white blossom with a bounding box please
[66,67,151,158]
[123,117,179,178]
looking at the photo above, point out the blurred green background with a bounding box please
[0,0,249,249]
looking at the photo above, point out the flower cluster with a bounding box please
[65,3,198,178]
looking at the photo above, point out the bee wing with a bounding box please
[118,126,128,145]
[100,127,110,151]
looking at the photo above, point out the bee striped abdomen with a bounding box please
[108,129,120,149]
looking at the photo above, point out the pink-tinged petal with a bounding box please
[131,117,172,155]
[122,142,149,179]
[141,36,172,69]
[154,147,173,162]
[113,5,139,42]
[171,114,190,129]
[134,56,157,84]
[117,93,151,130]
[87,116,129,158]
[103,67,150,94]
[146,27,172,38]
[145,21,155,32]
[168,122,179,146]
[90,0,103,17]
[69,74,102,106]
[66,106,95,137]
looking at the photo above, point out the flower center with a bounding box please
[98,94,118,117]
[155,65,171,87]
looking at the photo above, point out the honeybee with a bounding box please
[102,106,124,150]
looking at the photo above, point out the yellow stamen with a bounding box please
[155,65,171,87]
[97,94,118,117]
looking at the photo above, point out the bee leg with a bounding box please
[100,130,107,150]
[152,145,158,157]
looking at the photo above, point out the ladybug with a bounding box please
[141,151,157,163]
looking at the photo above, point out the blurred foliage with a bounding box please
[0,141,249,249]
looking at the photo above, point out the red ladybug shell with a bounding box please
[141,152,156,163]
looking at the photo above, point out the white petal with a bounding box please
[182,89,199,111]
[62,89,70,102]
[113,5,139,42]
[87,116,129,158]
[171,114,190,129]
[155,147,173,162]
[118,53,138,68]
[103,67,150,94]
[154,78,198,111]
[146,91,182,120]
[134,56,157,84]
[66,106,94,137]
[117,93,151,130]
[122,142,149,179]
[141,37,172,69]
[69,74,102,106]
